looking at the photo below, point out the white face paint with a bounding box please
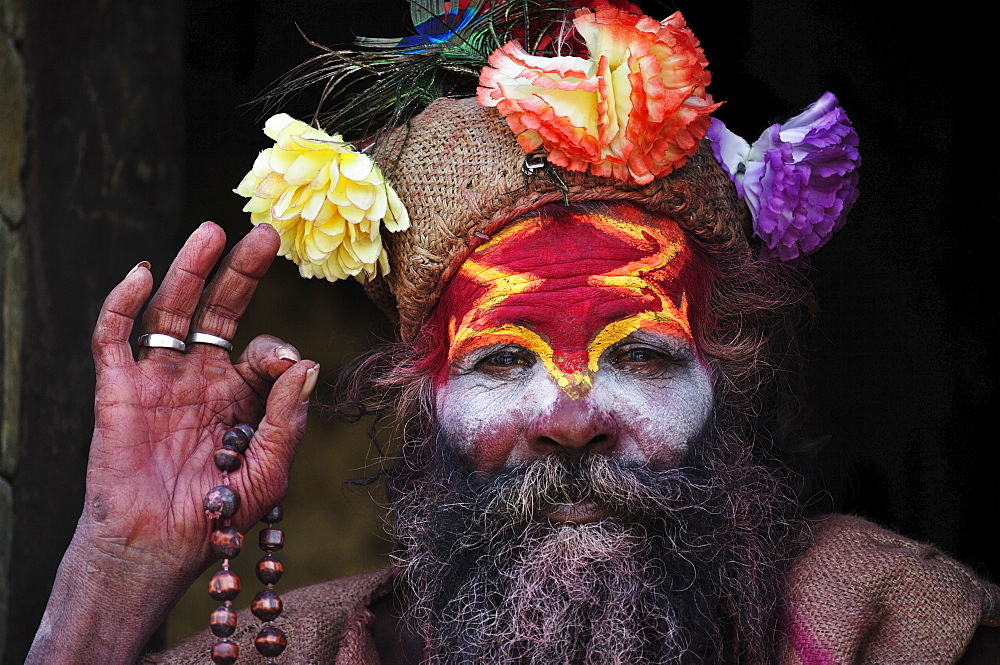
[429,203,716,489]
[435,327,714,475]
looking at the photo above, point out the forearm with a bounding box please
[27,529,196,665]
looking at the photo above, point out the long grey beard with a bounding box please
[388,439,808,665]
[439,522,694,664]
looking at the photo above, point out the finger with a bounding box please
[186,224,280,358]
[241,361,319,500]
[92,262,154,369]
[138,222,226,359]
[233,334,302,398]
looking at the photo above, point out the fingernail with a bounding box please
[300,366,319,402]
[275,346,300,363]
[127,261,151,277]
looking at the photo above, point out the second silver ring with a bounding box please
[185,332,234,353]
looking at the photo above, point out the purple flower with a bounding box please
[708,92,860,262]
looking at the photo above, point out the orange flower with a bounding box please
[478,8,719,185]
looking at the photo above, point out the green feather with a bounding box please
[261,1,577,141]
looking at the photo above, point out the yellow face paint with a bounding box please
[435,203,704,398]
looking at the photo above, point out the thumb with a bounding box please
[242,360,319,497]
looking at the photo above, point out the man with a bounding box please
[28,3,999,664]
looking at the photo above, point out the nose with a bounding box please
[525,396,619,457]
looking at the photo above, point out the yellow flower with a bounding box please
[235,114,409,282]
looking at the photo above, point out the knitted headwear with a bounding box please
[235,3,858,338]
[366,96,749,339]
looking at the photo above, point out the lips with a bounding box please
[543,500,613,524]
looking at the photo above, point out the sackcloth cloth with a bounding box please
[141,514,1000,664]
[364,97,751,339]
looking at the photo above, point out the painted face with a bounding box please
[432,202,715,478]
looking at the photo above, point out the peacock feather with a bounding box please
[263,1,584,142]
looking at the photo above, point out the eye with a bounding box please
[473,346,535,378]
[607,344,684,376]
[621,348,659,363]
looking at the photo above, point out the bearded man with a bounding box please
[27,2,999,664]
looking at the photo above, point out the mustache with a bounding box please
[435,451,729,532]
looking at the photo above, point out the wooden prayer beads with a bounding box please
[210,527,244,559]
[258,527,284,551]
[250,589,282,622]
[209,606,237,637]
[213,447,242,472]
[253,504,287,663]
[256,555,283,585]
[210,639,240,665]
[208,571,241,602]
[206,424,253,664]
[204,424,290,663]
[255,625,288,659]
[204,486,240,519]
[221,425,251,454]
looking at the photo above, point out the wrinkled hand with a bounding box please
[82,221,317,579]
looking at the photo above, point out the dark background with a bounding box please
[6,0,995,661]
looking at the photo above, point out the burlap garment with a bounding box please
[781,515,1000,664]
[365,96,751,339]
[143,515,999,664]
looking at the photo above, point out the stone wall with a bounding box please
[0,0,25,660]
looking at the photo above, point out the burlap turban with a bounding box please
[367,96,751,339]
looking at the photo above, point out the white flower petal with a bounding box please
[251,149,273,178]
[349,235,383,264]
[255,172,287,199]
[339,152,374,181]
[264,113,296,140]
[285,150,330,186]
[242,196,271,214]
[327,178,351,207]
[312,227,344,253]
[383,186,410,231]
[268,147,297,174]
[300,190,326,221]
[377,249,390,277]
[340,202,365,224]
[234,171,258,197]
[345,180,377,210]
[365,187,388,221]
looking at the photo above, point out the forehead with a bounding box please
[471,204,688,282]
[437,203,704,333]
[428,204,710,392]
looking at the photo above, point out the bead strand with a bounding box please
[204,424,253,665]
[253,504,287,663]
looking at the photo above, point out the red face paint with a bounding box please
[432,202,709,398]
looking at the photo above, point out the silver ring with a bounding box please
[138,333,186,352]
[185,332,234,352]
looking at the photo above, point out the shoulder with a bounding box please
[781,514,1000,664]
[139,567,395,665]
